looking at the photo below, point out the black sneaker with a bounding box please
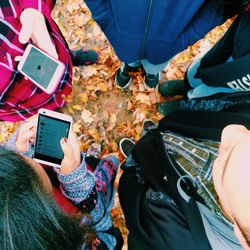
[142,119,157,131]
[144,72,160,88]
[157,99,183,115]
[115,63,133,89]
[142,66,160,88]
[119,138,135,158]
[158,80,187,97]
[71,49,99,66]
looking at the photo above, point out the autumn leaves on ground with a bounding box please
[0,0,233,248]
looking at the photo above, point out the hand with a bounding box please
[19,8,58,59]
[16,115,38,152]
[60,130,81,175]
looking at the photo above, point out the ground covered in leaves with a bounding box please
[0,1,233,248]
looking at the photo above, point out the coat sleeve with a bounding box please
[180,0,225,48]
[56,154,119,249]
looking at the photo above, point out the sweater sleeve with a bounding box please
[56,154,119,249]
[4,127,34,158]
[193,55,250,90]
[195,14,250,90]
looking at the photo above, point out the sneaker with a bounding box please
[142,119,157,131]
[157,99,183,115]
[115,63,134,89]
[71,49,99,66]
[119,138,135,158]
[144,72,160,88]
[158,80,187,97]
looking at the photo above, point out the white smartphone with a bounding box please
[33,109,73,168]
[17,44,65,94]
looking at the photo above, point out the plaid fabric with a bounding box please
[0,0,72,121]
[163,132,232,227]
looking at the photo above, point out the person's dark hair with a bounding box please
[0,147,87,250]
[216,0,240,18]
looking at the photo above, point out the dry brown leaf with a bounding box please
[87,128,100,141]
[81,109,94,124]
[79,92,89,103]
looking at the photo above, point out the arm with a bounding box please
[56,143,119,249]
[18,1,58,58]
[194,55,250,90]
[195,13,250,90]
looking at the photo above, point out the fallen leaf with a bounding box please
[81,109,94,124]
[135,93,151,105]
[88,128,100,141]
[79,93,89,103]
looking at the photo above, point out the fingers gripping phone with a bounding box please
[33,109,72,168]
[17,44,65,94]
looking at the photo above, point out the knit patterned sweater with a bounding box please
[4,129,119,250]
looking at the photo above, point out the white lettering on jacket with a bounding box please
[227,74,250,91]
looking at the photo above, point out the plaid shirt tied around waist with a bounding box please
[163,131,232,227]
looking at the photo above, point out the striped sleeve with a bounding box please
[56,153,96,205]
[19,0,52,17]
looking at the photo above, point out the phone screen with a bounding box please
[21,47,59,89]
[34,114,71,165]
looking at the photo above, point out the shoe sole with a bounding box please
[142,119,157,131]
[119,138,135,158]
[115,74,133,90]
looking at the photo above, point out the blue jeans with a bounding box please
[187,55,237,99]
[128,59,169,75]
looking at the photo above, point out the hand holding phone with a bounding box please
[16,115,38,152]
[33,109,73,168]
[60,131,81,175]
[17,44,65,94]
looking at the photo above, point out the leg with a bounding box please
[115,61,142,89]
[141,59,170,88]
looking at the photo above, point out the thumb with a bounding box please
[19,21,34,44]
[60,138,77,174]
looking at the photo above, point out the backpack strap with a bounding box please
[132,130,212,250]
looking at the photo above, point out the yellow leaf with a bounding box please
[109,141,118,152]
[73,122,82,133]
[97,81,108,92]
[72,105,82,110]
[79,93,89,103]
[88,128,100,141]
